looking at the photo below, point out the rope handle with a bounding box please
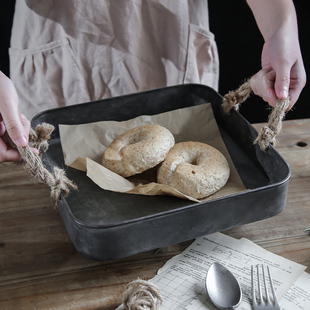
[222,78,290,151]
[10,123,77,206]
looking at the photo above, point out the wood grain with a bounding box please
[0,119,309,309]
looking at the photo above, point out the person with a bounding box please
[0,0,306,162]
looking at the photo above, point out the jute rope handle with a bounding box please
[222,78,290,151]
[10,123,77,206]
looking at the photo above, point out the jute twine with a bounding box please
[11,123,77,205]
[123,279,163,310]
[222,78,290,151]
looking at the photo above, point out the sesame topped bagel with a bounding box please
[157,141,230,199]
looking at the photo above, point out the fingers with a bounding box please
[251,60,306,110]
[0,114,39,162]
[273,57,306,109]
[274,66,290,101]
[285,61,306,110]
[0,137,23,162]
[273,62,292,110]
[250,66,278,107]
[0,113,30,162]
[1,103,28,148]
[0,135,39,162]
[0,128,22,161]
[19,114,39,154]
[0,71,28,147]
[0,72,33,162]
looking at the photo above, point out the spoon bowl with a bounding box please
[206,262,242,309]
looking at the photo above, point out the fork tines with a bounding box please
[251,264,280,310]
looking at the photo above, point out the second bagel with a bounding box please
[157,141,230,199]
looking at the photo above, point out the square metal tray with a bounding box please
[32,84,290,261]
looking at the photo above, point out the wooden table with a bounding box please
[1,119,309,309]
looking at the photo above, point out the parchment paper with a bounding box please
[59,103,246,202]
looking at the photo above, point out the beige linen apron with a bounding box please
[9,0,219,119]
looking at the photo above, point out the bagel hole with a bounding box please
[190,158,199,165]
[189,157,199,175]
[128,137,140,145]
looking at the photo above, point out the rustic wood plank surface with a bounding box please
[0,119,309,309]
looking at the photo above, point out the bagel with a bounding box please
[102,124,175,177]
[157,141,230,199]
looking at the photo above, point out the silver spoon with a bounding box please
[206,262,242,309]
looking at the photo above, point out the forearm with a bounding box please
[246,0,298,42]
[246,0,306,108]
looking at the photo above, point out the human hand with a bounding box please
[250,29,306,110]
[0,71,37,162]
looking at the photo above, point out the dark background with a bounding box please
[1,0,309,123]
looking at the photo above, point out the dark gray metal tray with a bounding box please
[32,84,290,261]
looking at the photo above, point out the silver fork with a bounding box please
[251,264,280,310]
